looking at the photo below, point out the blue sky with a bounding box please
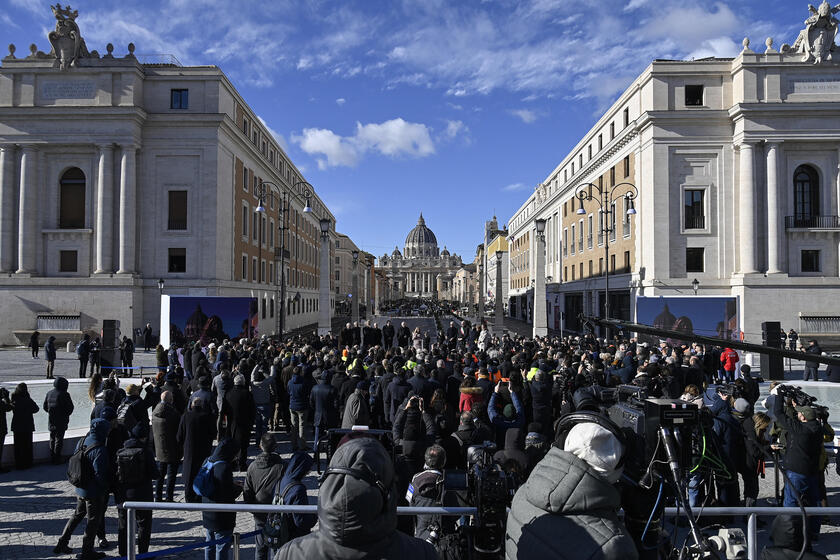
[2,0,807,260]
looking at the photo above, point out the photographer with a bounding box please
[772,388,824,536]
[392,393,436,476]
[505,420,637,560]
[407,444,452,541]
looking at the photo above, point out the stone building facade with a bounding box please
[377,214,463,300]
[0,7,336,344]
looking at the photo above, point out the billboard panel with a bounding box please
[635,296,738,345]
[161,296,258,348]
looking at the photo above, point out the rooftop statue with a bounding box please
[47,3,90,70]
[784,1,840,63]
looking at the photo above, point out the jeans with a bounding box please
[118,507,152,555]
[804,366,819,381]
[784,471,821,535]
[79,358,89,378]
[687,473,705,508]
[156,461,180,501]
[49,429,65,463]
[46,360,55,378]
[255,404,272,443]
[253,514,270,560]
[204,528,233,560]
[58,495,104,555]
[289,409,308,450]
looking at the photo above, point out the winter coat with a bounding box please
[342,390,370,429]
[276,451,316,538]
[74,418,111,499]
[488,391,525,437]
[189,387,218,417]
[201,439,243,532]
[412,332,423,351]
[382,324,395,344]
[458,386,482,412]
[288,374,311,411]
[44,336,57,361]
[11,393,38,433]
[152,402,182,463]
[276,438,436,560]
[311,381,340,428]
[804,343,822,369]
[761,515,828,560]
[162,380,187,414]
[243,451,286,506]
[251,376,274,407]
[529,379,553,427]
[505,447,637,560]
[177,406,217,498]
[385,376,412,424]
[397,326,411,347]
[121,394,150,429]
[221,386,255,445]
[720,348,739,372]
[706,392,740,468]
[213,372,232,413]
[116,437,159,502]
[773,395,823,476]
[43,377,74,431]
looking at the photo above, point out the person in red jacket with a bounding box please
[720,347,739,383]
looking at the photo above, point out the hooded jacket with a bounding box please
[458,386,482,413]
[44,377,74,431]
[44,336,57,361]
[75,418,111,498]
[505,446,637,560]
[277,451,316,538]
[761,515,828,560]
[152,401,182,463]
[341,389,370,429]
[244,451,285,507]
[288,374,311,411]
[276,438,436,560]
[201,439,243,531]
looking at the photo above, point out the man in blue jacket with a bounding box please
[54,417,111,559]
[287,367,312,451]
[488,381,524,447]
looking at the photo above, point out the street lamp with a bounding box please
[574,181,638,340]
[351,250,360,324]
[157,278,165,294]
[692,278,700,296]
[533,218,547,338]
[318,218,331,335]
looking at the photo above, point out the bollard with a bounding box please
[233,532,240,560]
[66,341,74,353]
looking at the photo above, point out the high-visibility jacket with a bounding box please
[720,348,739,372]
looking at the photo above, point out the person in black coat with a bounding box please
[29,330,40,358]
[382,320,395,348]
[152,392,183,502]
[162,372,187,414]
[309,371,339,462]
[0,387,11,472]
[221,375,255,470]
[116,424,159,556]
[385,372,412,425]
[43,376,74,463]
[397,322,411,348]
[529,371,553,437]
[177,398,218,503]
[11,383,39,469]
[202,439,243,560]
[339,323,353,349]
[143,323,153,353]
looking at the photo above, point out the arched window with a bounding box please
[794,164,819,220]
[59,168,86,228]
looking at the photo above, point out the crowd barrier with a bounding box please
[120,502,840,560]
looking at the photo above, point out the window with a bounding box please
[684,189,705,229]
[623,251,630,272]
[599,258,603,275]
[262,297,266,319]
[335,270,340,281]
[588,260,593,277]
[260,260,265,283]
[610,254,616,272]
[253,213,258,241]
[623,156,630,177]
[598,134,603,150]
[588,145,592,160]
[610,122,615,139]
[685,85,704,106]
[335,256,340,265]
[270,298,274,318]
[610,167,615,186]
[59,167,86,228]
[793,165,819,220]
[167,190,187,230]
[686,247,704,272]
[579,262,583,278]
[243,168,249,191]
[242,205,248,237]
[578,154,583,168]
[571,265,575,281]
[242,255,247,280]
[168,248,186,273]
[170,89,188,109]
[59,250,77,272]
[801,250,820,273]
[252,257,257,281]
[243,118,249,134]
[570,225,575,254]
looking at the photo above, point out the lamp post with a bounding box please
[157,278,164,295]
[533,218,547,338]
[351,250,360,324]
[692,278,699,296]
[256,180,315,339]
[575,181,638,340]
[478,261,484,322]
[318,218,331,336]
[494,250,505,335]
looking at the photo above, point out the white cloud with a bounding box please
[336,98,346,106]
[624,0,651,12]
[444,120,466,139]
[502,182,528,192]
[256,116,289,152]
[293,118,435,169]
[9,0,41,16]
[510,109,537,123]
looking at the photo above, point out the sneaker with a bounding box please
[98,539,111,549]
[53,543,72,554]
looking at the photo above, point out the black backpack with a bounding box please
[263,481,301,549]
[67,437,101,488]
[116,447,146,488]
[116,401,138,431]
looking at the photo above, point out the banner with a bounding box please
[635,296,738,344]
[161,296,259,348]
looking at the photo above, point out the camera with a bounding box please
[776,384,817,406]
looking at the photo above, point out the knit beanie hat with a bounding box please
[233,374,246,386]
[733,398,750,414]
[503,403,515,419]
[564,422,624,484]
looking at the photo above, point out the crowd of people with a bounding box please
[0,306,836,560]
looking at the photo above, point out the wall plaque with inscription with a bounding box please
[40,80,97,99]
[791,79,840,94]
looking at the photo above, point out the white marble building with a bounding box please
[508,9,840,343]
[0,8,335,344]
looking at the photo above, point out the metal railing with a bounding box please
[800,315,840,333]
[119,502,840,560]
[785,215,840,229]
[684,215,706,229]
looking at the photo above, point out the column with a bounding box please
[0,145,14,272]
[766,142,781,274]
[117,145,137,274]
[495,255,504,334]
[318,232,331,335]
[738,142,757,273]
[95,144,114,274]
[16,146,37,274]
[533,234,548,337]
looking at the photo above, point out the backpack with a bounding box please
[116,447,146,488]
[192,459,223,498]
[67,437,101,488]
[116,401,138,431]
[263,481,301,549]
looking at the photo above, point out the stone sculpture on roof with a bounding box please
[47,3,91,70]
[783,1,840,63]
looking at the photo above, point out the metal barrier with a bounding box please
[121,502,840,560]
